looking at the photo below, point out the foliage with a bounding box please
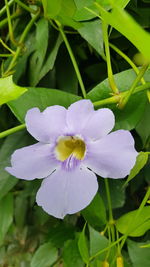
[0,0,150,266]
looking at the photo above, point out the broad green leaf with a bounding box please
[63,239,84,267]
[125,152,149,184]
[8,87,81,122]
[0,76,27,105]
[112,0,131,8]
[136,103,150,146]
[78,224,89,264]
[116,206,150,237]
[42,0,62,18]
[78,20,105,58]
[0,193,13,245]
[0,131,32,200]
[96,0,130,9]
[89,226,108,260]
[81,193,106,229]
[128,240,150,267]
[88,68,150,130]
[29,18,49,86]
[31,242,57,267]
[97,4,150,61]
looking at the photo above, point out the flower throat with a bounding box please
[55,136,86,161]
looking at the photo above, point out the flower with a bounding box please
[6,100,138,219]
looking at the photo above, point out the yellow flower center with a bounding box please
[55,136,86,161]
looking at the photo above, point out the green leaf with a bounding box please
[88,68,150,130]
[57,0,81,29]
[48,222,75,248]
[125,152,149,185]
[128,240,150,267]
[81,193,106,229]
[116,206,150,237]
[136,103,150,146]
[0,193,13,245]
[0,76,27,105]
[0,131,32,200]
[78,20,105,58]
[42,0,62,18]
[8,87,81,122]
[30,26,62,85]
[89,226,108,260]
[56,45,78,94]
[100,179,126,209]
[29,18,49,86]
[74,0,98,21]
[78,223,89,264]
[31,242,58,267]
[98,4,150,61]
[63,239,84,267]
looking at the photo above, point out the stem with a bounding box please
[102,21,119,94]
[0,38,15,54]
[109,43,145,85]
[0,124,25,139]
[55,20,87,99]
[0,54,13,57]
[15,0,37,14]
[105,179,113,221]
[89,236,124,262]
[120,186,150,249]
[0,0,14,17]
[119,64,149,108]
[0,11,21,30]
[4,10,40,75]
[93,82,150,107]
[4,0,18,45]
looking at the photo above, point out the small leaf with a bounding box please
[29,18,49,86]
[0,75,27,105]
[78,223,89,264]
[89,226,108,260]
[42,0,62,18]
[31,242,57,267]
[78,20,105,58]
[125,152,149,185]
[0,193,13,245]
[136,103,150,146]
[81,193,106,229]
[116,206,150,237]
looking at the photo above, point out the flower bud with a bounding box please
[102,260,109,267]
[117,256,124,267]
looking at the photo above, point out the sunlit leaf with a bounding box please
[0,76,27,105]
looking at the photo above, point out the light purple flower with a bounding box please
[6,100,138,219]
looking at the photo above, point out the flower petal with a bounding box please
[82,108,115,140]
[36,166,98,219]
[6,143,58,180]
[66,100,94,133]
[25,106,67,142]
[84,130,138,178]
